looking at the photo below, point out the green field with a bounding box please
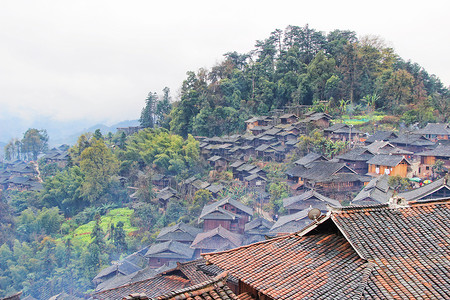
[69,208,138,246]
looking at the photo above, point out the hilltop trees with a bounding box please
[140,87,173,129]
[167,25,449,137]
[4,129,48,161]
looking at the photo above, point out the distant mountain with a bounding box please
[65,120,140,145]
[0,117,140,147]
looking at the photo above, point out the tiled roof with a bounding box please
[199,197,253,220]
[331,199,450,299]
[416,144,450,157]
[293,152,328,166]
[283,190,340,211]
[204,199,450,299]
[191,226,243,250]
[287,161,357,182]
[152,272,239,300]
[364,140,413,155]
[164,259,213,285]
[352,174,393,205]
[94,274,191,300]
[414,123,450,135]
[335,147,374,161]
[94,259,142,281]
[366,154,410,167]
[399,176,450,202]
[390,133,435,147]
[244,218,274,234]
[203,233,369,299]
[269,208,315,234]
[145,241,194,260]
[156,223,202,242]
[364,131,398,143]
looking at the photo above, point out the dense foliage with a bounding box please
[169,25,449,137]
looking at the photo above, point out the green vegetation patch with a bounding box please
[71,208,138,246]
[337,114,386,125]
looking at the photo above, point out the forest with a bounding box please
[0,24,448,299]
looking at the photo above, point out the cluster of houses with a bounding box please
[93,174,450,299]
[90,113,450,299]
[0,145,69,193]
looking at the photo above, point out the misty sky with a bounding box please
[1,0,449,126]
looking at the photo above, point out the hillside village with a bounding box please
[78,109,449,299]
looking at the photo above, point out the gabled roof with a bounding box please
[290,161,357,182]
[145,241,194,260]
[335,147,374,161]
[156,223,202,242]
[207,155,225,162]
[270,207,315,233]
[352,174,393,205]
[365,131,398,143]
[152,272,240,300]
[229,161,245,168]
[283,190,340,210]
[390,133,435,147]
[236,163,256,172]
[94,273,191,300]
[156,187,178,201]
[330,199,450,299]
[192,180,210,190]
[364,140,412,155]
[366,154,410,167]
[205,184,225,195]
[399,176,450,202]
[94,260,142,281]
[204,198,450,299]
[203,232,368,299]
[191,226,243,250]
[414,123,450,135]
[416,144,450,158]
[199,197,253,221]
[244,218,274,234]
[243,174,267,182]
[279,113,298,119]
[293,152,328,166]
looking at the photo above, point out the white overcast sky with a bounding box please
[0,0,449,125]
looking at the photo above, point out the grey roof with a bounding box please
[236,163,256,172]
[244,218,274,234]
[190,226,243,250]
[399,177,450,202]
[270,208,314,233]
[156,223,202,242]
[156,187,178,201]
[283,190,340,210]
[192,179,210,190]
[414,123,450,135]
[94,264,174,293]
[286,161,357,182]
[243,174,267,182]
[199,196,253,220]
[280,113,298,119]
[416,144,450,158]
[264,128,283,136]
[207,155,224,162]
[145,240,194,260]
[390,134,435,147]
[366,154,410,167]
[364,141,413,155]
[205,184,225,194]
[294,153,328,166]
[94,259,142,281]
[352,175,393,205]
[335,147,374,161]
[365,131,398,143]
[323,123,348,132]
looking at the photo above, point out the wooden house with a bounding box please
[364,131,398,145]
[145,240,195,268]
[243,174,267,190]
[351,174,393,206]
[283,189,340,214]
[93,259,141,287]
[207,155,228,172]
[367,154,411,177]
[198,197,253,234]
[413,123,450,142]
[244,218,274,244]
[156,223,202,244]
[279,113,299,124]
[335,147,374,174]
[323,123,363,142]
[155,187,179,208]
[389,133,435,153]
[416,145,450,177]
[190,226,243,257]
[269,207,315,234]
